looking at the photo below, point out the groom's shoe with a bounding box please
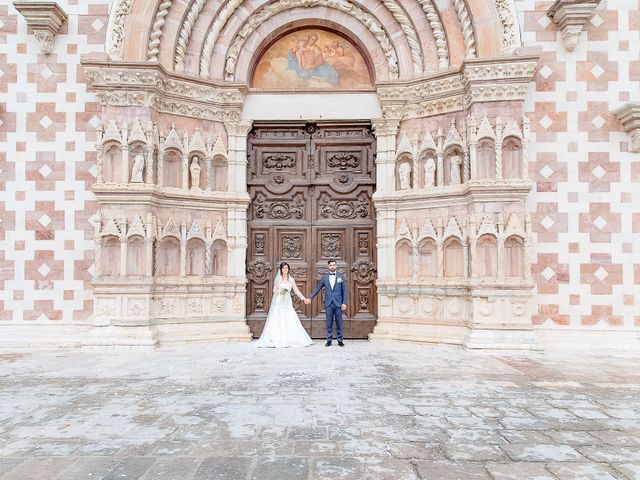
[338,341,345,347]
[325,341,332,347]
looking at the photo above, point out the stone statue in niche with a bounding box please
[190,157,201,190]
[398,162,411,190]
[424,158,435,188]
[131,154,145,183]
[450,156,462,185]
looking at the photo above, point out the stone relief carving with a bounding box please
[494,0,518,53]
[321,233,342,258]
[200,0,246,76]
[127,298,146,316]
[453,0,476,58]
[282,234,303,259]
[379,0,423,74]
[105,0,133,60]
[174,0,207,72]
[147,0,172,61]
[223,0,399,80]
[158,298,176,315]
[318,193,369,219]
[254,193,305,219]
[415,0,449,68]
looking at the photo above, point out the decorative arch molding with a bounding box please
[220,0,407,81]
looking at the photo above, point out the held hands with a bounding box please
[304,298,311,305]
[341,304,347,311]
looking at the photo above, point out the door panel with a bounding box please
[247,122,376,338]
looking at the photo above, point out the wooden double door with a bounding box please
[246,122,377,338]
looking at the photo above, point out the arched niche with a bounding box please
[443,237,464,277]
[128,142,147,183]
[443,147,463,186]
[419,151,437,189]
[163,149,182,188]
[102,235,120,276]
[156,237,180,276]
[396,155,413,191]
[127,236,145,276]
[476,234,498,277]
[211,239,228,276]
[103,142,122,183]
[186,238,206,276]
[395,239,413,278]
[213,155,228,191]
[477,139,496,180]
[505,235,525,277]
[418,239,437,279]
[250,26,374,90]
[502,137,523,179]
[188,155,205,191]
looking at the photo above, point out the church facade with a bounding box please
[1,0,638,350]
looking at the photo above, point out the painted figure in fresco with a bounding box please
[131,153,145,183]
[288,33,339,86]
[190,157,201,190]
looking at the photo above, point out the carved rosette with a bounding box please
[282,234,303,259]
[248,259,272,282]
[321,234,342,258]
[351,259,377,283]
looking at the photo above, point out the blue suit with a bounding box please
[310,272,348,342]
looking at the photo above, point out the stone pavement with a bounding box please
[1,341,640,479]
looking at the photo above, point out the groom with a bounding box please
[305,259,348,347]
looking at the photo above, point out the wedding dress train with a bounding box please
[255,276,313,348]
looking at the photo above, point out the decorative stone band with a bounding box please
[547,0,601,52]
[82,58,247,122]
[614,102,640,153]
[12,1,67,55]
[377,56,538,120]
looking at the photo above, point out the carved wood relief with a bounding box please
[247,122,376,338]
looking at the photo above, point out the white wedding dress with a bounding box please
[255,275,313,348]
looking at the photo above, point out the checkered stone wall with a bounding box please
[0,1,110,323]
[517,0,640,330]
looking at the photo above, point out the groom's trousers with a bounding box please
[325,304,343,341]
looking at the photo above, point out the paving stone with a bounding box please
[416,460,491,479]
[612,463,640,480]
[387,442,441,460]
[590,430,640,446]
[579,446,640,463]
[312,457,363,479]
[294,440,342,456]
[288,426,328,440]
[1,457,76,480]
[485,462,556,479]
[249,457,308,480]
[0,458,24,476]
[54,456,115,479]
[444,443,506,461]
[101,457,155,480]
[362,457,420,480]
[503,444,584,462]
[545,431,600,446]
[546,462,620,479]
[139,456,202,480]
[193,457,252,480]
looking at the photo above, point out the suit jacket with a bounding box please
[310,272,347,307]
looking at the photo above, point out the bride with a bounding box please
[255,262,313,348]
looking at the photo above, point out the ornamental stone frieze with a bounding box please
[377,57,538,120]
[547,0,601,52]
[13,1,67,54]
[82,58,246,122]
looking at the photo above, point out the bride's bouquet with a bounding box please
[280,283,292,297]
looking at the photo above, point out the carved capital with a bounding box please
[13,1,67,54]
[614,102,640,153]
[371,119,400,137]
[547,0,601,51]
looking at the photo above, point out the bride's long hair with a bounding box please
[279,262,291,280]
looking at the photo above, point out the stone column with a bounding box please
[522,116,530,179]
[121,123,129,183]
[436,218,444,278]
[94,212,102,277]
[145,213,154,277]
[205,156,212,192]
[181,153,189,190]
[376,209,396,279]
[467,216,477,277]
[145,145,154,184]
[180,222,187,277]
[495,116,503,179]
[119,218,127,277]
[227,209,248,277]
[497,214,505,278]
[371,119,400,193]
[225,120,253,193]
[467,116,477,181]
[436,128,444,186]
